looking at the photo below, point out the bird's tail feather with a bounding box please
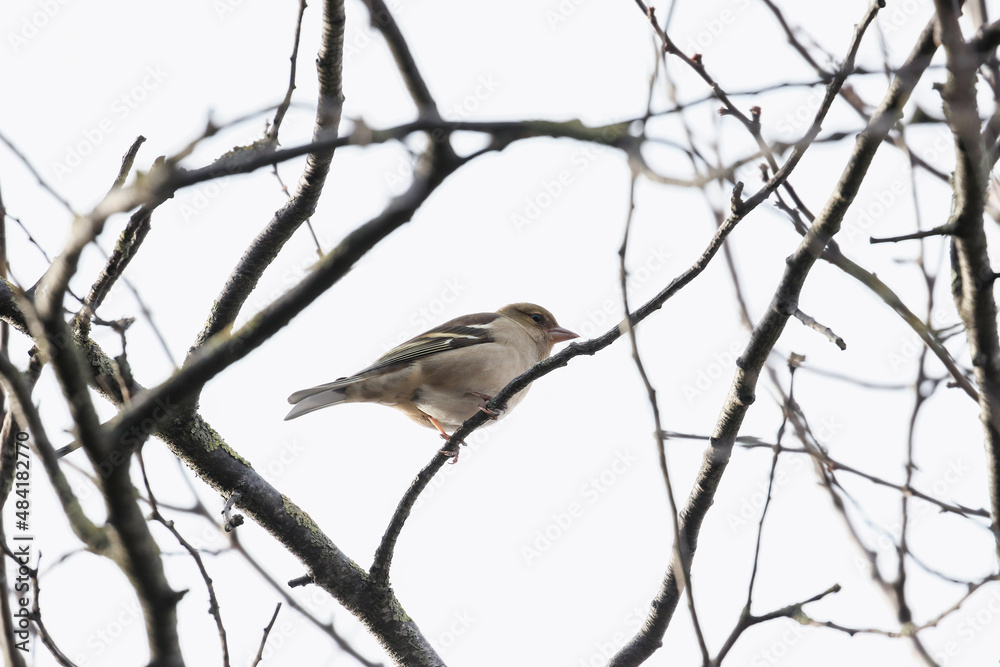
[288,378,355,404]
[284,384,350,420]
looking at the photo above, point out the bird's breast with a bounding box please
[411,343,538,430]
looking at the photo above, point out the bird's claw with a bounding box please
[439,433,465,464]
[478,405,504,419]
[472,392,504,420]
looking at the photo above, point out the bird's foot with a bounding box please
[438,436,464,464]
[439,449,461,464]
[471,392,505,420]
[429,415,464,463]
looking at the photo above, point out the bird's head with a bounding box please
[499,302,579,353]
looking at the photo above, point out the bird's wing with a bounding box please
[355,315,498,377]
[287,312,500,405]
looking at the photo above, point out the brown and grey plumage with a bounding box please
[285,303,578,438]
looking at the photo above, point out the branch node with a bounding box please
[222,491,244,531]
[749,105,762,134]
[794,308,847,350]
[731,181,745,214]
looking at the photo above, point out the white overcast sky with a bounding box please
[2,0,999,666]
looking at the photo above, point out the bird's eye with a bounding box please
[531,313,543,323]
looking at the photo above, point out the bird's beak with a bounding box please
[547,326,579,343]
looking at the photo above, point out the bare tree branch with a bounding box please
[793,308,847,350]
[250,603,282,667]
[934,0,1000,564]
[191,0,347,353]
[27,557,78,667]
[618,175,709,661]
[609,5,934,665]
[361,0,442,120]
[137,450,230,666]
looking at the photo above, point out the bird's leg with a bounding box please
[429,416,463,464]
[471,391,505,419]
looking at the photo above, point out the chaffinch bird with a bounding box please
[285,303,578,457]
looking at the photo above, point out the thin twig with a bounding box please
[870,224,953,244]
[137,449,229,666]
[793,308,847,350]
[0,131,76,215]
[266,0,307,142]
[250,603,282,667]
[28,557,79,667]
[108,136,146,193]
[618,175,710,662]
